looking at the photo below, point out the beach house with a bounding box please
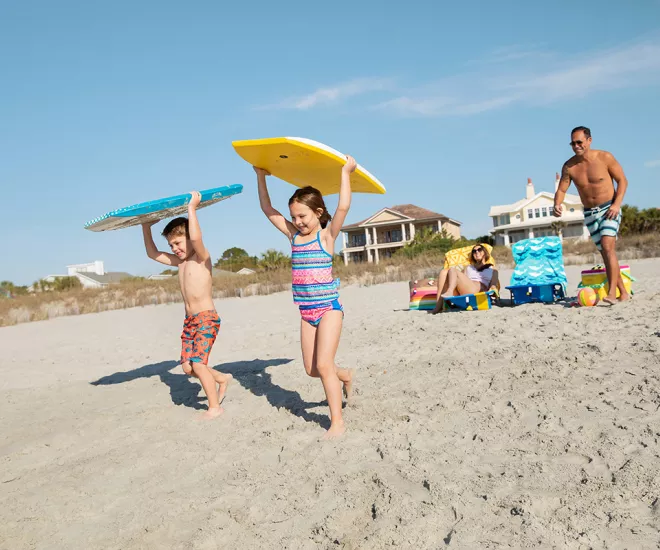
[340,204,461,264]
[488,175,589,246]
[32,261,133,291]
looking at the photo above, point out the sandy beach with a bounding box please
[1,258,659,549]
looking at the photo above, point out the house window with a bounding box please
[350,234,366,247]
[527,209,533,219]
[534,208,540,218]
[570,208,575,212]
[541,207,548,217]
[493,217,499,227]
[515,214,520,219]
[499,214,510,225]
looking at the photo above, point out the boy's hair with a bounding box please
[288,186,332,228]
[571,126,591,138]
[161,217,189,239]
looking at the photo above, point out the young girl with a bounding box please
[254,156,357,439]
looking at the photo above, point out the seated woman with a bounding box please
[431,244,499,314]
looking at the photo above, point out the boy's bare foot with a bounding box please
[217,373,233,405]
[342,370,355,402]
[201,407,224,420]
[323,421,346,440]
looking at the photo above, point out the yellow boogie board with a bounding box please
[232,137,386,196]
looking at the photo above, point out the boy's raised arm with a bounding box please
[187,191,210,261]
[328,155,356,240]
[142,222,180,266]
[255,167,297,239]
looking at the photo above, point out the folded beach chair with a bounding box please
[409,244,499,312]
[505,236,567,305]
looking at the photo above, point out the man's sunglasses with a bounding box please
[570,140,584,147]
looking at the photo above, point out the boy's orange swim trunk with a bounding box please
[180,310,221,366]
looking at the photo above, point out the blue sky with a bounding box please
[2,0,660,285]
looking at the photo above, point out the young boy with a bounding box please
[141,191,231,419]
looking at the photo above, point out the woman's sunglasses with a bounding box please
[472,247,484,254]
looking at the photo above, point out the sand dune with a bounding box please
[1,259,659,549]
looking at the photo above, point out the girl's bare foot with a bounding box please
[618,294,631,302]
[323,421,346,440]
[217,373,233,405]
[200,406,224,420]
[602,295,617,305]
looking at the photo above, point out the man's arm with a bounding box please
[188,191,210,261]
[142,222,180,266]
[553,163,571,217]
[604,152,628,219]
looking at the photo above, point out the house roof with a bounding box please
[78,272,133,285]
[489,191,582,217]
[342,204,459,230]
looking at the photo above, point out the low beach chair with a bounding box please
[409,244,499,312]
[505,236,567,305]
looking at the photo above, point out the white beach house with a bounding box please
[489,175,589,246]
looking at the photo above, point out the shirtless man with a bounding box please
[142,192,232,419]
[554,126,630,304]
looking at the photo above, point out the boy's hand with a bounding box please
[189,191,202,209]
[253,166,271,177]
[343,155,357,174]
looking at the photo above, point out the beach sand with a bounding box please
[1,259,659,549]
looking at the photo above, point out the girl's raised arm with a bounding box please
[255,167,297,240]
[327,155,356,240]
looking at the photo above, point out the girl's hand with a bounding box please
[253,166,271,177]
[342,155,357,174]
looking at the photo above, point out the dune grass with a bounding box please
[2,233,658,327]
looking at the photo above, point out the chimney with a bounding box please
[554,172,560,192]
[526,177,535,199]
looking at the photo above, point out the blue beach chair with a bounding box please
[505,236,567,305]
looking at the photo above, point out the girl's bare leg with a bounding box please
[315,311,345,439]
[301,319,353,400]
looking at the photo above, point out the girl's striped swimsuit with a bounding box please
[291,230,343,326]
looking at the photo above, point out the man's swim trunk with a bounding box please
[180,309,221,365]
[584,200,622,251]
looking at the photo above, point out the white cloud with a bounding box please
[645,159,660,168]
[374,39,660,117]
[255,77,392,111]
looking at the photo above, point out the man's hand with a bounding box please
[553,204,563,217]
[606,203,621,220]
[142,220,157,228]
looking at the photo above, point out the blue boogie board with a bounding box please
[84,184,243,232]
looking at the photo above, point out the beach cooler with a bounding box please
[505,236,567,306]
[578,264,634,299]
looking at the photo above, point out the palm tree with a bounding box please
[259,249,290,271]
